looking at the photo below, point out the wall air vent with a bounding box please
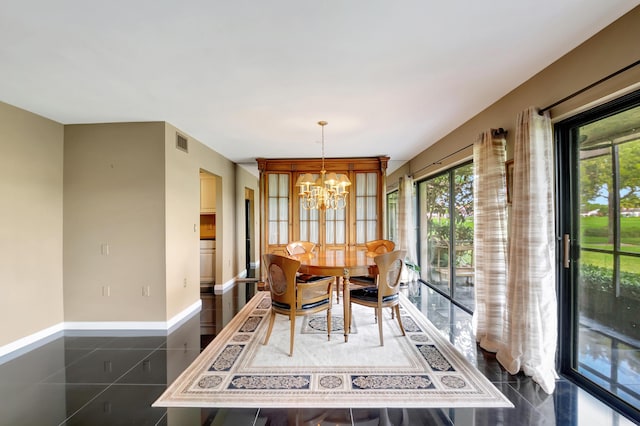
[176,133,189,153]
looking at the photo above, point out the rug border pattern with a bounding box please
[154,291,513,408]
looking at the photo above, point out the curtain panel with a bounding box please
[398,175,417,281]
[472,130,508,354]
[496,107,558,394]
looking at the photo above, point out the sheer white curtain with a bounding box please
[398,175,417,281]
[496,107,558,394]
[472,130,508,353]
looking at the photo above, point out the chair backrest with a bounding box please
[286,241,316,256]
[366,239,395,254]
[263,253,300,307]
[374,250,406,299]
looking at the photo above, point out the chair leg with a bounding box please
[377,306,384,346]
[327,308,332,341]
[394,305,405,336]
[263,310,276,345]
[289,312,296,357]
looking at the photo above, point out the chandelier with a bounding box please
[296,121,351,210]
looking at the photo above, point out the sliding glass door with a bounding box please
[417,162,475,311]
[556,90,640,421]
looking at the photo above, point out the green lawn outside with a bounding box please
[580,250,640,274]
[579,216,640,279]
[580,216,640,261]
[581,241,640,254]
[581,216,640,237]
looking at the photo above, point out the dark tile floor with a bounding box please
[0,281,637,426]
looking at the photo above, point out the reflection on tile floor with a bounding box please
[0,282,637,425]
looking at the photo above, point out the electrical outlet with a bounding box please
[142,285,151,297]
[183,278,187,288]
[100,243,110,256]
[102,285,111,297]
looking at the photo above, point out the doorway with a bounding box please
[556,90,640,422]
[199,170,217,286]
[245,188,255,277]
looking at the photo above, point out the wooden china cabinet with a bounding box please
[256,156,389,259]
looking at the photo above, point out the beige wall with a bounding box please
[0,102,65,347]
[63,121,260,323]
[64,122,167,322]
[236,166,260,272]
[0,108,258,348]
[164,123,201,320]
[389,6,640,187]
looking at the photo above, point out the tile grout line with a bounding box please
[59,346,164,424]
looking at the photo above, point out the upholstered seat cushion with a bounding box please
[349,275,375,285]
[350,287,399,303]
[272,299,330,311]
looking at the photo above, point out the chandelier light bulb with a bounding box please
[297,121,351,210]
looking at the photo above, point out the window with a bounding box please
[417,162,475,311]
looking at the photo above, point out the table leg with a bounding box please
[342,269,350,342]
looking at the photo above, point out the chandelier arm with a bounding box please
[295,120,347,211]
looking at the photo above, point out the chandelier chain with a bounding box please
[295,121,351,210]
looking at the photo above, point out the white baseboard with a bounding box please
[65,299,202,331]
[0,299,202,362]
[214,266,261,294]
[0,323,65,361]
[215,277,237,294]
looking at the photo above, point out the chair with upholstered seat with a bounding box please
[349,249,406,346]
[286,241,317,256]
[366,239,396,254]
[350,239,396,287]
[262,253,334,356]
[286,241,339,301]
[286,241,318,281]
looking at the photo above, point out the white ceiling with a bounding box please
[1,1,637,174]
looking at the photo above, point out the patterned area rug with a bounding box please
[153,291,512,408]
[301,313,357,334]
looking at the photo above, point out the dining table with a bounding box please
[292,247,377,342]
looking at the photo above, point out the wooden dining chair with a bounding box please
[262,253,334,356]
[286,241,316,256]
[349,249,406,346]
[366,239,396,254]
[350,239,396,287]
[286,241,339,301]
